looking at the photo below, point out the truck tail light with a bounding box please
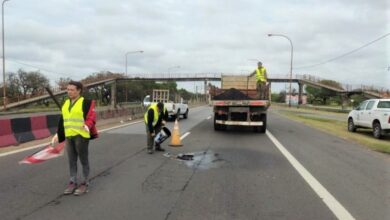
[215,101,226,106]
[388,116,390,123]
[249,101,266,106]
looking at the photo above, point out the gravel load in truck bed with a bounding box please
[213,88,255,100]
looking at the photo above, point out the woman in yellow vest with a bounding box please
[144,102,168,154]
[51,80,97,196]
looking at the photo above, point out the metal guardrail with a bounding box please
[129,73,223,79]
[270,74,388,96]
[0,78,117,110]
[2,73,388,109]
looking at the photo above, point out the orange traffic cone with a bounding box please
[169,119,183,147]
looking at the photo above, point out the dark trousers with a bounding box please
[146,124,161,150]
[65,135,90,184]
[257,82,269,100]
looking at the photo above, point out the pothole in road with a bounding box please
[164,151,225,170]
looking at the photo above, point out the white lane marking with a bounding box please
[0,143,49,158]
[180,132,191,140]
[0,120,144,158]
[206,116,212,120]
[266,130,355,220]
[99,120,143,132]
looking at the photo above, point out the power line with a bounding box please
[295,33,390,69]
[0,58,80,85]
[5,59,60,75]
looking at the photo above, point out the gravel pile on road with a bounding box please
[213,88,253,100]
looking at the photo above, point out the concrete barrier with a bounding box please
[47,114,61,134]
[11,118,35,144]
[31,115,51,139]
[0,119,18,147]
[0,105,145,148]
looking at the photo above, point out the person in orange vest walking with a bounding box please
[144,102,168,154]
[250,61,269,99]
[51,80,98,196]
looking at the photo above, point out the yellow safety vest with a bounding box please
[144,104,167,127]
[144,104,160,127]
[255,67,267,82]
[62,97,90,138]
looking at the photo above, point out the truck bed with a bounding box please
[210,75,269,132]
[212,99,269,107]
[211,88,269,107]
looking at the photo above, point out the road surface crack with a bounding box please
[141,157,171,193]
[164,146,211,220]
[16,147,146,220]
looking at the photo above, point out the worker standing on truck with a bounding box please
[250,61,268,99]
[144,102,168,154]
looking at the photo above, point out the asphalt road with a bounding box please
[0,106,388,220]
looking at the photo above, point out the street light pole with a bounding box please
[2,0,10,110]
[125,50,143,76]
[268,33,294,107]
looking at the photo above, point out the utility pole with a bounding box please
[2,0,10,110]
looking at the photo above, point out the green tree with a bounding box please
[305,79,343,105]
[6,72,22,98]
[319,80,343,90]
[81,71,124,85]
[350,94,367,107]
[271,90,286,103]
[56,77,72,90]
[178,88,194,101]
[17,69,50,98]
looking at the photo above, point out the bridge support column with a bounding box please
[341,93,348,110]
[204,80,208,104]
[298,83,303,105]
[268,82,271,100]
[111,80,117,108]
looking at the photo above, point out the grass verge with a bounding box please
[275,109,390,154]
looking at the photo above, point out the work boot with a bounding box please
[74,182,88,196]
[155,145,165,152]
[64,182,77,195]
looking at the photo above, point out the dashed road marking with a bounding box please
[180,132,191,140]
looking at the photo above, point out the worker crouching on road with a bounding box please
[250,61,269,100]
[144,102,168,154]
[51,80,98,196]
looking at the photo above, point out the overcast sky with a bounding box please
[3,0,389,91]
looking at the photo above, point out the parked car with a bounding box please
[143,90,189,120]
[347,99,390,138]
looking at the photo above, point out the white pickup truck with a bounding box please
[348,99,390,139]
[143,90,189,120]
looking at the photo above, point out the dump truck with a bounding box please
[210,75,270,132]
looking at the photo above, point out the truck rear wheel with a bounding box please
[214,118,221,131]
[214,115,226,131]
[183,109,188,119]
[254,114,266,133]
[214,123,227,131]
